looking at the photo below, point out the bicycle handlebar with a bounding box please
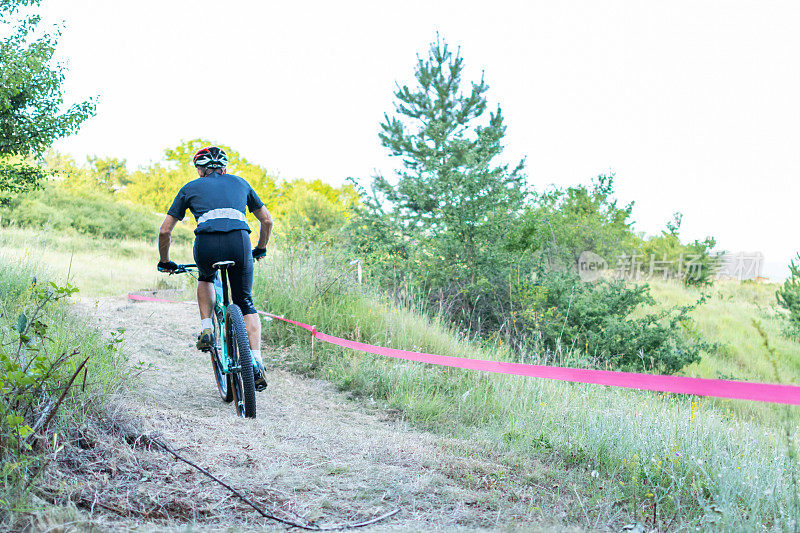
[168,264,198,274]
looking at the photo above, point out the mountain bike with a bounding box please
[171,261,257,418]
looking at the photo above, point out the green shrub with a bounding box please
[507,174,639,266]
[273,182,352,246]
[511,266,713,373]
[638,214,721,287]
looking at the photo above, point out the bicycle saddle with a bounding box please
[213,260,236,268]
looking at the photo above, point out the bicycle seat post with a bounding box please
[212,260,236,308]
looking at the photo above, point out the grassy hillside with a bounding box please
[0,182,198,296]
[652,281,795,381]
[0,227,193,297]
[649,281,798,423]
[5,220,797,529]
[253,247,800,530]
[0,185,195,242]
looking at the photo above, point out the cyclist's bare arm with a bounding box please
[253,206,273,250]
[159,215,179,262]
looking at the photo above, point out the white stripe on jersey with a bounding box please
[197,208,246,225]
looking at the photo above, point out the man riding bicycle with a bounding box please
[157,146,273,391]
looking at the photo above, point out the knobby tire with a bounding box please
[227,304,256,418]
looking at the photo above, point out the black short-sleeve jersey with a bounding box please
[167,173,264,234]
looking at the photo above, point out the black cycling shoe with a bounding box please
[196,328,215,352]
[254,361,268,392]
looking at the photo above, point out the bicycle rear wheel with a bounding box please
[209,310,233,402]
[227,304,256,418]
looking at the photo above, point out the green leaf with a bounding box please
[5,413,24,427]
[15,312,27,333]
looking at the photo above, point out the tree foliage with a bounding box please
[9,142,358,246]
[87,156,129,188]
[346,36,713,374]
[44,151,113,194]
[0,156,44,203]
[640,213,721,287]
[368,36,526,286]
[777,253,800,338]
[508,174,637,264]
[349,37,532,337]
[273,180,358,246]
[124,138,280,213]
[0,0,95,201]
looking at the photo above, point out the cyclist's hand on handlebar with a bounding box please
[157,260,179,273]
[252,247,267,261]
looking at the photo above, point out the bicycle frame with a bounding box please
[170,264,238,376]
[166,262,257,418]
[211,271,230,374]
[212,268,236,375]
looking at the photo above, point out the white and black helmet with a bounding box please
[193,146,228,169]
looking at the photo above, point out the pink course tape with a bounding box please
[128,294,180,303]
[128,293,800,405]
[260,312,800,406]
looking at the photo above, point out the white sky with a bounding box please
[40,0,799,279]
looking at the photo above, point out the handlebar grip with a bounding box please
[158,263,196,274]
[174,264,198,274]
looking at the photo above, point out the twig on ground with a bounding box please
[136,433,400,531]
[26,354,90,446]
[78,496,134,516]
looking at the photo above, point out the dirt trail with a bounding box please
[53,296,581,532]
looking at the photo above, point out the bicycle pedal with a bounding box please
[196,329,216,351]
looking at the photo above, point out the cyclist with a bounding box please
[157,146,273,391]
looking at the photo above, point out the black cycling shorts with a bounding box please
[193,230,257,315]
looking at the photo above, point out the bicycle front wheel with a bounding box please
[210,309,233,402]
[227,304,256,418]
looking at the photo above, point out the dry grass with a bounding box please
[0,226,193,297]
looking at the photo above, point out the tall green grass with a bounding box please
[253,247,800,531]
[651,280,798,382]
[0,256,126,406]
[649,280,800,424]
[0,254,127,524]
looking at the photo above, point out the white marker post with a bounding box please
[350,259,362,285]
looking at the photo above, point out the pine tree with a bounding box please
[777,253,800,337]
[372,36,526,284]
